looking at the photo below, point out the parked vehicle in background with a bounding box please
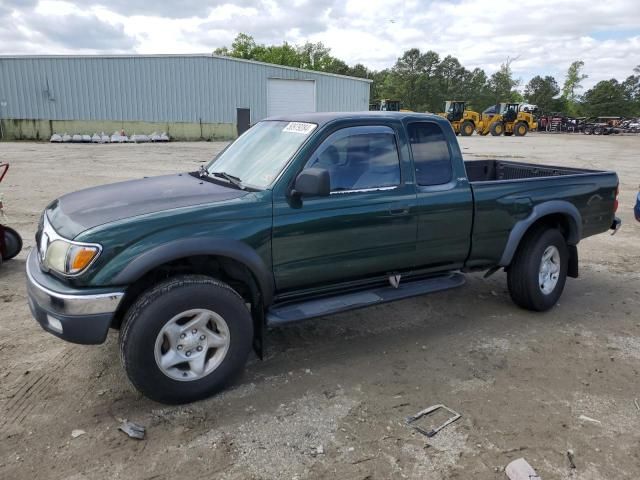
[26,112,621,404]
[0,164,23,267]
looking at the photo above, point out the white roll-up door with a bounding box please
[267,79,316,117]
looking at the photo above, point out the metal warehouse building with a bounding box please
[0,54,372,141]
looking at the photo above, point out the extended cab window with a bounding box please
[408,122,453,186]
[305,126,400,191]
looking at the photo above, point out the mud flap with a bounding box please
[568,245,579,278]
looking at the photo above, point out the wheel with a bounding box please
[593,126,603,135]
[1,226,22,260]
[490,122,504,136]
[507,227,568,312]
[584,127,593,135]
[119,275,253,404]
[460,121,474,136]
[514,122,528,136]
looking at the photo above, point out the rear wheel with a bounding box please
[490,122,504,136]
[460,121,474,136]
[584,127,593,135]
[507,227,568,312]
[119,275,253,404]
[593,126,603,135]
[1,226,22,260]
[514,122,528,136]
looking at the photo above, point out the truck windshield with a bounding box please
[206,120,317,190]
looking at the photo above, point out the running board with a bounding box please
[266,272,465,327]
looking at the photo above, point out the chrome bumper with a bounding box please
[26,249,124,344]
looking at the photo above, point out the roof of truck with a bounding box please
[265,111,441,126]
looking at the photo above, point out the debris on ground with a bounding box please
[634,399,639,411]
[118,420,145,440]
[505,458,541,480]
[567,449,577,469]
[406,404,461,437]
[71,429,86,438]
[578,414,601,424]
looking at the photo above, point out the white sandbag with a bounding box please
[91,133,101,143]
[100,132,110,143]
[159,132,169,142]
[150,131,161,142]
[62,133,72,143]
[72,134,83,143]
[50,133,62,143]
[82,134,92,143]
[131,134,150,143]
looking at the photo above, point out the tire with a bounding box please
[460,121,474,136]
[507,227,568,312]
[584,127,593,135]
[593,126,603,135]
[490,122,504,136]
[1,226,22,260]
[119,275,253,404]
[514,122,528,136]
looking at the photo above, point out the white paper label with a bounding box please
[282,122,317,135]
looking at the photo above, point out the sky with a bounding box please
[1,0,639,90]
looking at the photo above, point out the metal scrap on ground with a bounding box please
[405,404,461,438]
[118,420,146,440]
[505,458,541,480]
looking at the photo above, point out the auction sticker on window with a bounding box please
[283,122,317,135]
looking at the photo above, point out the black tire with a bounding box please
[514,122,528,136]
[460,120,474,136]
[507,227,568,312]
[1,226,22,260]
[119,275,253,404]
[593,126,603,135]
[490,122,504,136]
[584,127,593,135]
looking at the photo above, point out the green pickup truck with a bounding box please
[27,112,621,404]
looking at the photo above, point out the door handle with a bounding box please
[389,205,410,216]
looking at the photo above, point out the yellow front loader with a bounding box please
[438,101,481,136]
[477,103,538,136]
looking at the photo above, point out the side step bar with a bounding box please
[266,272,465,327]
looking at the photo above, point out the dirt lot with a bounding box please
[1,133,639,479]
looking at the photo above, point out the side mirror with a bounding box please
[292,168,330,197]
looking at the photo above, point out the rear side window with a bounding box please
[305,126,401,191]
[408,122,452,186]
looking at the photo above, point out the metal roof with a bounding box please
[0,53,373,83]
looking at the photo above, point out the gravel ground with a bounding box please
[0,133,639,479]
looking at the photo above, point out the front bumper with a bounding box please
[26,249,124,344]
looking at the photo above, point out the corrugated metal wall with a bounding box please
[0,55,371,123]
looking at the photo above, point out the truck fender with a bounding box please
[499,200,582,267]
[111,238,275,305]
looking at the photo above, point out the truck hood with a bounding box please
[47,173,249,238]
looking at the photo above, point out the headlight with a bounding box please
[44,239,101,275]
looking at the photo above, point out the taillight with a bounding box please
[614,185,619,212]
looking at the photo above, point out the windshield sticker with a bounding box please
[282,122,317,135]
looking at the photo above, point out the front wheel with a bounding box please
[507,228,568,311]
[514,122,528,136]
[490,122,504,136]
[119,275,253,404]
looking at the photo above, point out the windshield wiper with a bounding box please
[209,171,246,190]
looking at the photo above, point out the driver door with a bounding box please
[271,125,418,292]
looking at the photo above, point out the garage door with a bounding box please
[267,79,316,117]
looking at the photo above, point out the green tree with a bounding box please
[524,75,561,113]
[561,60,588,115]
[488,58,520,102]
[581,79,634,116]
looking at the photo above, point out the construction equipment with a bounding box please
[0,163,23,268]
[438,101,481,136]
[478,103,538,137]
[369,99,401,112]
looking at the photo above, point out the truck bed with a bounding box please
[465,159,603,182]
